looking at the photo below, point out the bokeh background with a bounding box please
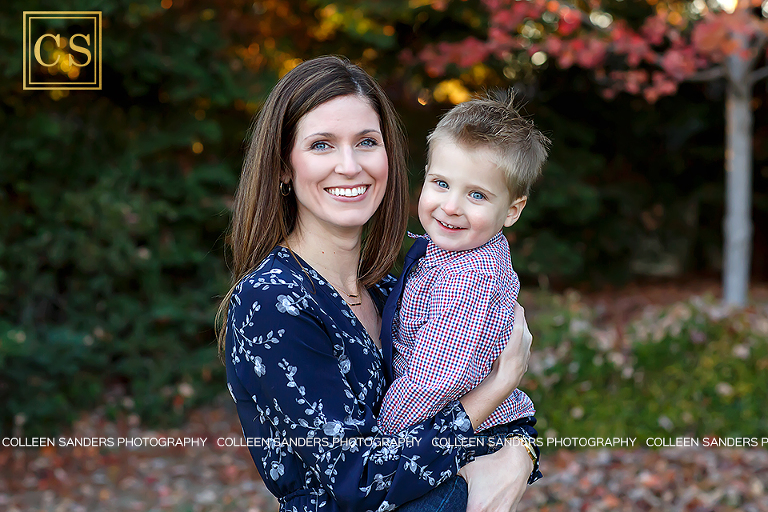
[2,0,768,510]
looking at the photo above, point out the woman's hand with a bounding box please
[493,302,532,389]
[458,441,533,512]
[459,303,533,430]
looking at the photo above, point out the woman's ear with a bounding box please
[504,196,527,228]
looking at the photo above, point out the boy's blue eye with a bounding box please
[470,191,486,200]
[435,180,448,189]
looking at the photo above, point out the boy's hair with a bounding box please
[427,90,550,199]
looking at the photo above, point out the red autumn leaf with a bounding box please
[640,14,668,46]
[643,83,663,103]
[544,36,563,55]
[576,37,608,68]
[610,23,651,68]
[488,28,523,55]
[660,48,698,81]
[558,47,575,68]
[692,17,730,57]
[557,8,580,36]
[458,37,491,68]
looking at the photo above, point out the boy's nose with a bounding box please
[441,196,462,216]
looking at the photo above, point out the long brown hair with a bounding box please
[216,55,409,354]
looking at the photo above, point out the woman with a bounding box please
[218,55,537,512]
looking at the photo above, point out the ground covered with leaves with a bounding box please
[2,401,768,512]
[3,286,767,511]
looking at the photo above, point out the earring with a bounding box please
[279,181,292,197]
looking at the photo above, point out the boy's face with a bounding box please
[419,139,526,252]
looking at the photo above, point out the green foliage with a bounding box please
[0,0,267,435]
[0,324,106,431]
[523,293,768,441]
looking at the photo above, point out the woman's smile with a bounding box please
[325,184,371,199]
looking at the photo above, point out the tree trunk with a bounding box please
[722,54,753,307]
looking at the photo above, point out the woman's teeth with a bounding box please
[327,186,368,197]
[438,220,462,229]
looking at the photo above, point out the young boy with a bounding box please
[378,92,549,469]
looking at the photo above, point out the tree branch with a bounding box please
[749,65,768,84]
[754,31,767,53]
[745,32,767,70]
[686,66,725,82]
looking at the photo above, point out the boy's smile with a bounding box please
[418,139,526,252]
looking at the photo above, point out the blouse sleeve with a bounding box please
[228,271,478,512]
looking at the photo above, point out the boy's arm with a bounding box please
[378,271,513,434]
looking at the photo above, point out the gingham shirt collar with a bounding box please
[408,230,507,269]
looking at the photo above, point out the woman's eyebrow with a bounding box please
[303,132,333,141]
[303,129,382,141]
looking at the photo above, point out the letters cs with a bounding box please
[34,33,92,68]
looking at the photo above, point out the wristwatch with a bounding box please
[505,433,537,465]
[504,432,541,484]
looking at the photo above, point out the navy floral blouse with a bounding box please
[226,247,482,512]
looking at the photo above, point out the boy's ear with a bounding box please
[504,196,527,228]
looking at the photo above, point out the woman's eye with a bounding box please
[435,180,448,189]
[470,191,486,200]
[310,141,330,151]
[359,138,378,147]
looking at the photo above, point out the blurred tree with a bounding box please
[416,0,768,306]
[0,0,319,434]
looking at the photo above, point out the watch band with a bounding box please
[506,433,538,465]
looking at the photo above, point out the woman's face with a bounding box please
[288,95,388,237]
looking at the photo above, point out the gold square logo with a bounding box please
[23,11,102,90]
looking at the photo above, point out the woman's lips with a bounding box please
[324,185,370,198]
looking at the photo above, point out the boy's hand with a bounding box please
[492,302,532,390]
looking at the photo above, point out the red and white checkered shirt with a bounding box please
[378,231,535,434]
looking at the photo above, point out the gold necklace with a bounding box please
[328,280,362,306]
[284,243,363,307]
[339,289,362,307]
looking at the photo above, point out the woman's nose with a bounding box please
[335,146,362,176]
